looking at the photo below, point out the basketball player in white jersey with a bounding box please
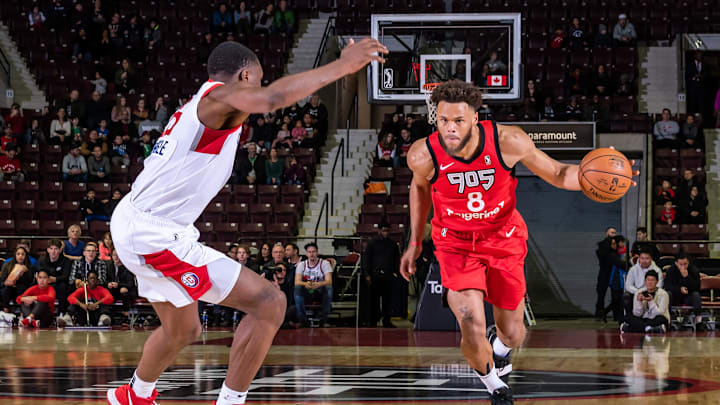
[107,40,388,405]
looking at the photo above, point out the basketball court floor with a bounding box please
[0,323,718,404]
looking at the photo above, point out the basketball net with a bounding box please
[423,83,440,125]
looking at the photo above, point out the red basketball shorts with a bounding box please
[432,210,528,310]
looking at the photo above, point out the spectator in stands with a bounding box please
[4,104,24,139]
[267,261,297,327]
[259,243,272,268]
[132,99,150,125]
[70,117,84,141]
[686,51,708,117]
[631,227,660,261]
[265,148,284,185]
[197,32,216,65]
[658,201,677,225]
[300,113,318,147]
[69,242,108,288]
[595,226,617,318]
[69,2,88,28]
[28,6,46,28]
[294,242,333,327]
[111,96,131,123]
[568,17,587,49]
[272,122,293,149]
[678,169,703,200]
[566,67,587,97]
[86,91,108,132]
[550,27,565,49]
[87,145,111,183]
[64,224,85,259]
[123,15,144,49]
[37,239,72,315]
[62,143,88,182]
[24,119,45,145]
[285,243,302,268]
[615,73,632,96]
[237,244,258,272]
[303,94,329,138]
[678,185,707,224]
[273,0,295,33]
[267,242,288,268]
[254,3,275,34]
[592,64,612,95]
[521,80,540,120]
[144,18,162,51]
[594,24,613,48]
[283,103,302,123]
[290,119,306,146]
[103,188,124,217]
[97,119,110,139]
[108,12,122,47]
[138,132,153,163]
[564,97,583,121]
[405,114,430,140]
[486,51,507,74]
[50,108,71,145]
[17,269,56,328]
[653,108,679,148]
[604,235,628,322]
[622,270,669,333]
[253,116,275,151]
[81,130,108,156]
[65,89,86,124]
[664,254,703,326]
[283,155,306,185]
[0,246,35,313]
[0,125,13,153]
[47,0,67,28]
[99,233,113,262]
[90,72,108,96]
[213,3,234,34]
[0,143,24,183]
[114,110,138,140]
[377,132,396,167]
[110,135,130,166]
[657,179,675,204]
[680,114,699,148]
[67,270,113,326]
[73,28,93,62]
[80,189,110,223]
[613,14,637,46]
[540,96,556,121]
[114,59,137,94]
[624,250,662,317]
[583,94,610,124]
[153,97,169,127]
[395,128,414,168]
[107,249,137,321]
[234,1,253,37]
[233,142,266,184]
[14,240,37,267]
[363,223,400,328]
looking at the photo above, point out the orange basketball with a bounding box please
[578,148,633,203]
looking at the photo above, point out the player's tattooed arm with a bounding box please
[498,124,582,191]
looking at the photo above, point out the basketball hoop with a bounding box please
[423,83,440,125]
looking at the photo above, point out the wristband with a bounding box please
[409,241,421,247]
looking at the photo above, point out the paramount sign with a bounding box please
[506,122,596,150]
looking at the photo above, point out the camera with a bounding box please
[263,265,282,281]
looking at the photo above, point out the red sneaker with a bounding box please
[20,317,30,327]
[31,319,39,328]
[107,384,159,405]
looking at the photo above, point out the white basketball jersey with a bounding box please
[130,80,241,226]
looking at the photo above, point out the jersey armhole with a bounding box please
[425,136,439,184]
[492,120,513,172]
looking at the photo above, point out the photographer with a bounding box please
[293,243,333,328]
[264,262,297,327]
[621,270,669,334]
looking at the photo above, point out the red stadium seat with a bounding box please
[257,184,280,204]
[249,203,273,224]
[40,220,67,236]
[16,219,41,235]
[227,203,250,224]
[233,185,257,205]
[14,199,36,220]
[37,200,61,220]
[360,204,385,225]
[215,222,239,242]
[238,223,265,241]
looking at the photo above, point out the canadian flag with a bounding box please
[486,75,507,86]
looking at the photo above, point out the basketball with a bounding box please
[578,148,633,203]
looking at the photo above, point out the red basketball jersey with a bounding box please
[427,120,517,235]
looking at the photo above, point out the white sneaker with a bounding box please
[62,313,74,327]
[98,314,112,326]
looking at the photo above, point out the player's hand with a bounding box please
[400,244,422,282]
[609,146,640,186]
[339,38,388,75]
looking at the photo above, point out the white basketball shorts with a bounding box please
[110,197,241,308]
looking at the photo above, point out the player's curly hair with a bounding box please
[207,41,260,78]
[430,80,484,111]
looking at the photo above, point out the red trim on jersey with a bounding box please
[201,82,224,99]
[194,124,242,154]
[142,250,212,301]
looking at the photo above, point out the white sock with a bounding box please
[645,325,652,332]
[130,371,157,398]
[216,382,248,405]
[474,366,507,394]
[492,336,512,357]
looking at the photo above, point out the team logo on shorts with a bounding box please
[181,272,200,288]
[441,228,447,237]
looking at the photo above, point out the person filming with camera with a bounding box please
[621,269,669,334]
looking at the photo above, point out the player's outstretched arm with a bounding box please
[211,38,388,114]
[399,140,434,281]
[499,124,582,191]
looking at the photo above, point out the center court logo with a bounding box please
[180,272,199,288]
[0,365,713,401]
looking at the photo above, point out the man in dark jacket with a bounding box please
[595,226,617,318]
[232,142,266,184]
[630,227,660,261]
[664,254,702,325]
[80,189,109,222]
[107,249,137,317]
[37,238,72,314]
[363,223,401,327]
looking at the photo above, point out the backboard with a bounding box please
[369,13,522,104]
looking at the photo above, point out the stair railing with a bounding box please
[330,138,345,214]
[313,16,336,69]
[314,193,329,244]
[0,46,10,87]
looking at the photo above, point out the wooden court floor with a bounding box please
[0,324,719,404]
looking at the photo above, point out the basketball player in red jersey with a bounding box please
[399,81,636,405]
[106,39,387,405]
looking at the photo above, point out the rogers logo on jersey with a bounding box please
[445,201,504,221]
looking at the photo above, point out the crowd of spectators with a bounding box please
[377,114,433,168]
[212,0,296,37]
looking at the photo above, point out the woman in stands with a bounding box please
[99,232,114,261]
[49,107,71,145]
[259,243,272,266]
[0,246,36,313]
[111,96,131,123]
[377,132,396,167]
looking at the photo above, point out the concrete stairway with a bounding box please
[0,22,47,109]
[297,129,377,254]
[704,129,720,257]
[638,45,679,114]
[286,15,331,76]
